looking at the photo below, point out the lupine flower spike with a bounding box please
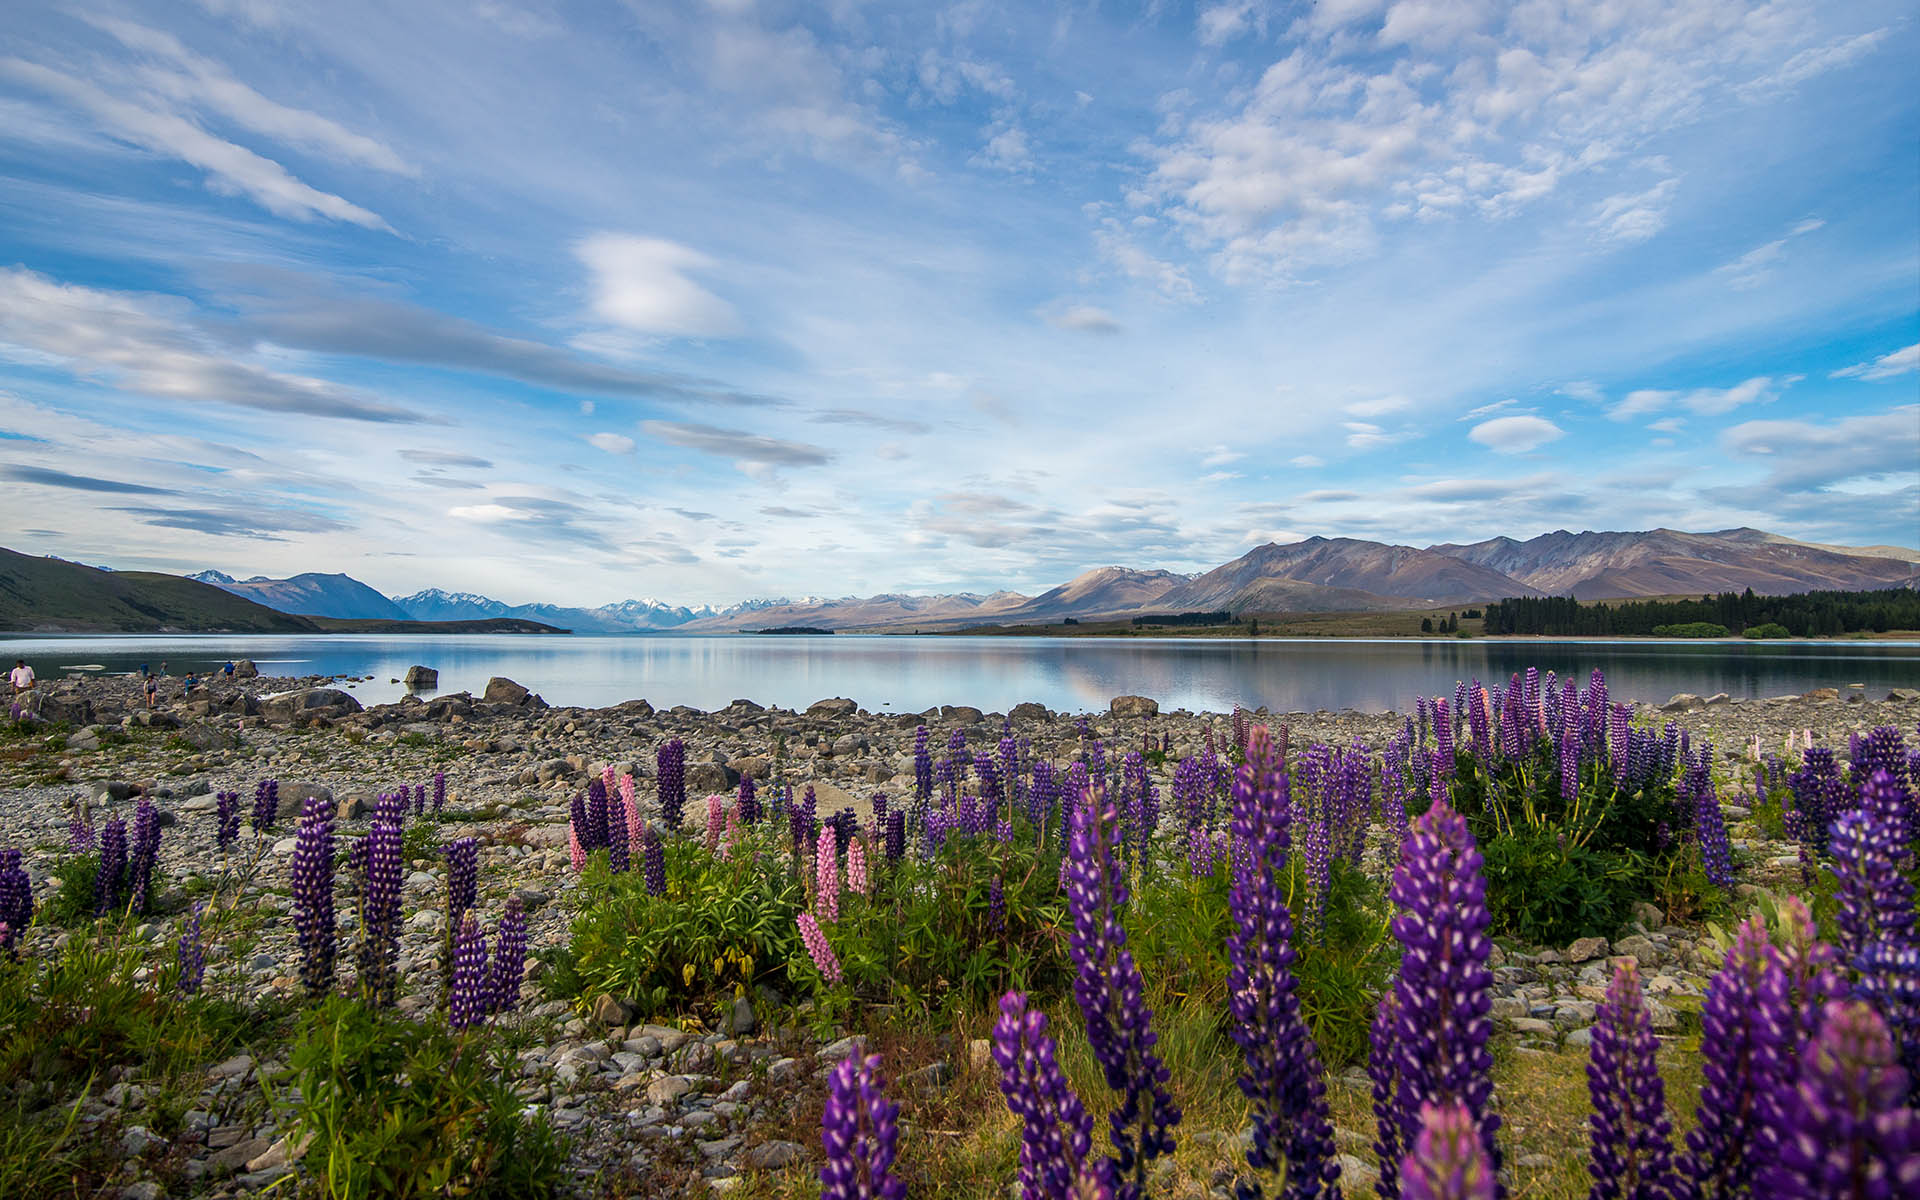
[797,911,843,984]
[820,1052,906,1200]
[1064,789,1180,1198]
[291,794,337,997]
[1586,963,1676,1200]
[176,901,207,996]
[1761,1000,1919,1198]
[1376,800,1500,1199]
[994,990,1102,1200]
[448,914,490,1030]
[1226,739,1339,1200]
[1401,1104,1497,1200]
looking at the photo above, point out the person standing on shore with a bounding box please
[144,674,157,709]
[9,660,33,697]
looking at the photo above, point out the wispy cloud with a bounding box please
[1468,416,1563,454]
[0,58,390,229]
[1831,342,1919,381]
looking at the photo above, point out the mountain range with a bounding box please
[185,527,1916,632]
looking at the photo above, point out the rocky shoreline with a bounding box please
[3,670,1917,1196]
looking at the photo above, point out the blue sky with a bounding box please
[0,0,1914,607]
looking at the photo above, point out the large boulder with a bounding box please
[688,761,738,795]
[403,665,438,690]
[1009,701,1052,723]
[177,722,240,752]
[482,677,530,705]
[941,705,984,724]
[18,689,93,726]
[807,697,858,718]
[262,688,362,725]
[1109,695,1159,719]
[232,659,259,679]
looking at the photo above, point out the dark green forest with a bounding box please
[1481,587,1920,637]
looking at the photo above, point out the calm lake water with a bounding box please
[4,634,1918,715]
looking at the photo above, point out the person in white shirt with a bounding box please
[9,660,33,695]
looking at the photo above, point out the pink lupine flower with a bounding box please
[847,837,869,896]
[568,821,585,872]
[622,790,644,853]
[797,911,842,984]
[602,764,617,796]
[816,833,840,923]
[706,794,726,849]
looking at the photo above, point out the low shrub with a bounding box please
[1741,622,1791,639]
[562,829,802,1018]
[285,995,564,1199]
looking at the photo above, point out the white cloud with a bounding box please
[1592,177,1680,245]
[1344,421,1416,450]
[975,124,1033,173]
[586,431,635,454]
[83,16,415,175]
[575,234,741,338]
[1468,415,1562,453]
[1345,394,1412,418]
[1137,3,1841,275]
[1095,219,1197,301]
[1832,342,1919,382]
[1047,305,1121,334]
[639,420,832,473]
[1611,376,1782,420]
[0,267,424,422]
[0,58,390,229]
[1202,446,1246,468]
[1721,405,1920,491]
[1716,217,1825,289]
[1289,454,1324,468]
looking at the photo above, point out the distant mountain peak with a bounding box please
[188,569,236,584]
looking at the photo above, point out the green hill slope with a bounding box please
[0,548,322,633]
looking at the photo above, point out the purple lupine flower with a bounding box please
[95,817,128,916]
[447,913,491,1030]
[1830,775,1920,1098]
[1371,995,1406,1200]
[608,786,630,872]
[250,778,279,833]
[884,809,905,862]
[214,791,241,851]
[413,783,426,817]
[127,797,160,915]
[988,875,1006,938]
[1401,1103,1496,1200]
[174,900,207,996]
[1226,745,1339,1200]
[1065,789,1180,1198]
[291,794,336,998]
[357,795,405,1005]
[1586,964,1676,1200]
[1379,801,1500,1199]
[657,739,687,829]
[431,770,446,814]
[1761,1000,1919,1199]
[1749,898,1851,1173]
[798,910,842,984]
[1787,749,1842,857]
[586,778,610,850]
[913,725,933,807]
[1679,917,1773,1198]
[1432,699,1454,777]
[642,827,666,897]
[444,837,478,928]
[994,990,1099,1200]
[488,896,528,1014]
[1685,750,1735,890]
[68,816,94,854]
[0,849,31,955]
[739,774,761,825]
[820,1052,906,1200]
[1830,792,1915,965]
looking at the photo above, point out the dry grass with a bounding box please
[699,1002,1716,1200]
